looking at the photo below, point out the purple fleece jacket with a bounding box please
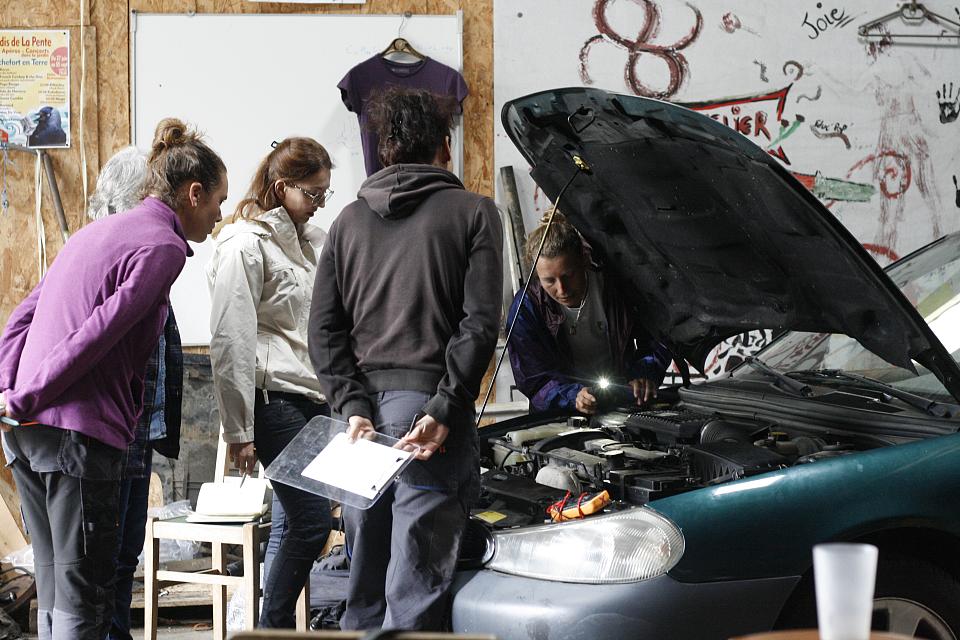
[0,197,191,450]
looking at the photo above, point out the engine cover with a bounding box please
[686,441,789,484]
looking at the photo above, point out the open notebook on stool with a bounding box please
[187,476,269,523]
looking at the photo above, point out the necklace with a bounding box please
[568,276,589,336]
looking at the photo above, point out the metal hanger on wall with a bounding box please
[381,37,426,60]
[381,12,426,61]
[858,1,960,40]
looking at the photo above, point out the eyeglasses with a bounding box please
[292,184,334,205]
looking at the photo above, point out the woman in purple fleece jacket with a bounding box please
[0,118,226,640]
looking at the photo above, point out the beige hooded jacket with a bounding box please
[207,207,327,444]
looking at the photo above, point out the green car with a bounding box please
[451,88,960,639]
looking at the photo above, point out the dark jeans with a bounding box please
[340,391,479,631]
[254,390,332,628]
[2,425,122,640]
[263,492,286,583]
[107,451,153,640]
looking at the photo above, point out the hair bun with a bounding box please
[540,210,566,225]
[152,117,190,152]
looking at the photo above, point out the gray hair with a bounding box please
[87,146,149,220]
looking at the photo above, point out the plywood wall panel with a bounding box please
[7,5,83,28]
[92,0,131,160]
[0,27,100,321]
[462,0,493,195]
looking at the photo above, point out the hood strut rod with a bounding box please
[476,158,587,426]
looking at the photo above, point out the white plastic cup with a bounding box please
[813,542,879,640]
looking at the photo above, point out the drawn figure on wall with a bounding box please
[870,80,943,255]
[27,106,67,147]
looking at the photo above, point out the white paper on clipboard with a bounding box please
[301,432,413,500]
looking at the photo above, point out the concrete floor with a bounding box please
[131,625,215,639]
[24,626,213,639]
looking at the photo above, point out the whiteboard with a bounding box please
[132,12,463,345]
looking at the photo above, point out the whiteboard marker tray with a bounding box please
[264,415,420,509]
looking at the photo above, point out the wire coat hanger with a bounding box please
[858,1,960,40]
[381,37,426,60]
[381,11,425,60]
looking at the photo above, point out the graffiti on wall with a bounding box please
[938,82,960,124]
[510,1,958,378]
[684,86,796,163]
[801,2,855,40]
[811,119,852,148]
[871,86,942,251]
[720,12,757,35]
[579,0,703,100]
[661,330,776,383]
[681,87,876,204]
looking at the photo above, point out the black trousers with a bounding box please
[254,390,332,628]
[2,425,121,640]
[339,391,479,631]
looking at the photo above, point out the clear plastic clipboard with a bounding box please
[264,415,420,510]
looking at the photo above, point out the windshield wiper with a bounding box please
[790,369,960,418]
[744,357,813,397]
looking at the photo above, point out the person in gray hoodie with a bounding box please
[309,87,502,631]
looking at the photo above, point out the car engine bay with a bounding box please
[471,386,871,532]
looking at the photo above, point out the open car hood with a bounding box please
[502,87,960,400]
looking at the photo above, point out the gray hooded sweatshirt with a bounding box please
[309,164,503,431]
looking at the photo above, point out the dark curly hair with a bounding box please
[366,86,458,167]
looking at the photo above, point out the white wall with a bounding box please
[495,0,960,376]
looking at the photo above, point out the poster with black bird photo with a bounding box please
[0,29,70,148]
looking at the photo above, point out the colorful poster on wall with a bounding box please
[0,29,70,149]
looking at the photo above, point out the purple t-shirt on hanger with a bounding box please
[338,55,469,176]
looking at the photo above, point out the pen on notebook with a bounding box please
[239,472,247,488]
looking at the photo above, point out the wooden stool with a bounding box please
[142,431,310,639]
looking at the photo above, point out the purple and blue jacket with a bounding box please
[507,272,672,412]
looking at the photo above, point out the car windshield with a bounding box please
[735,233,960,403]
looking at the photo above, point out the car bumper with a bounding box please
[450,569,799,640]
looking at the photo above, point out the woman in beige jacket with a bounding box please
[207,137,333,628]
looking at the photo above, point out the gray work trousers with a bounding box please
[339,390,480,631]
[2,425,122,640]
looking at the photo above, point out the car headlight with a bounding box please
[486,507,684,584]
